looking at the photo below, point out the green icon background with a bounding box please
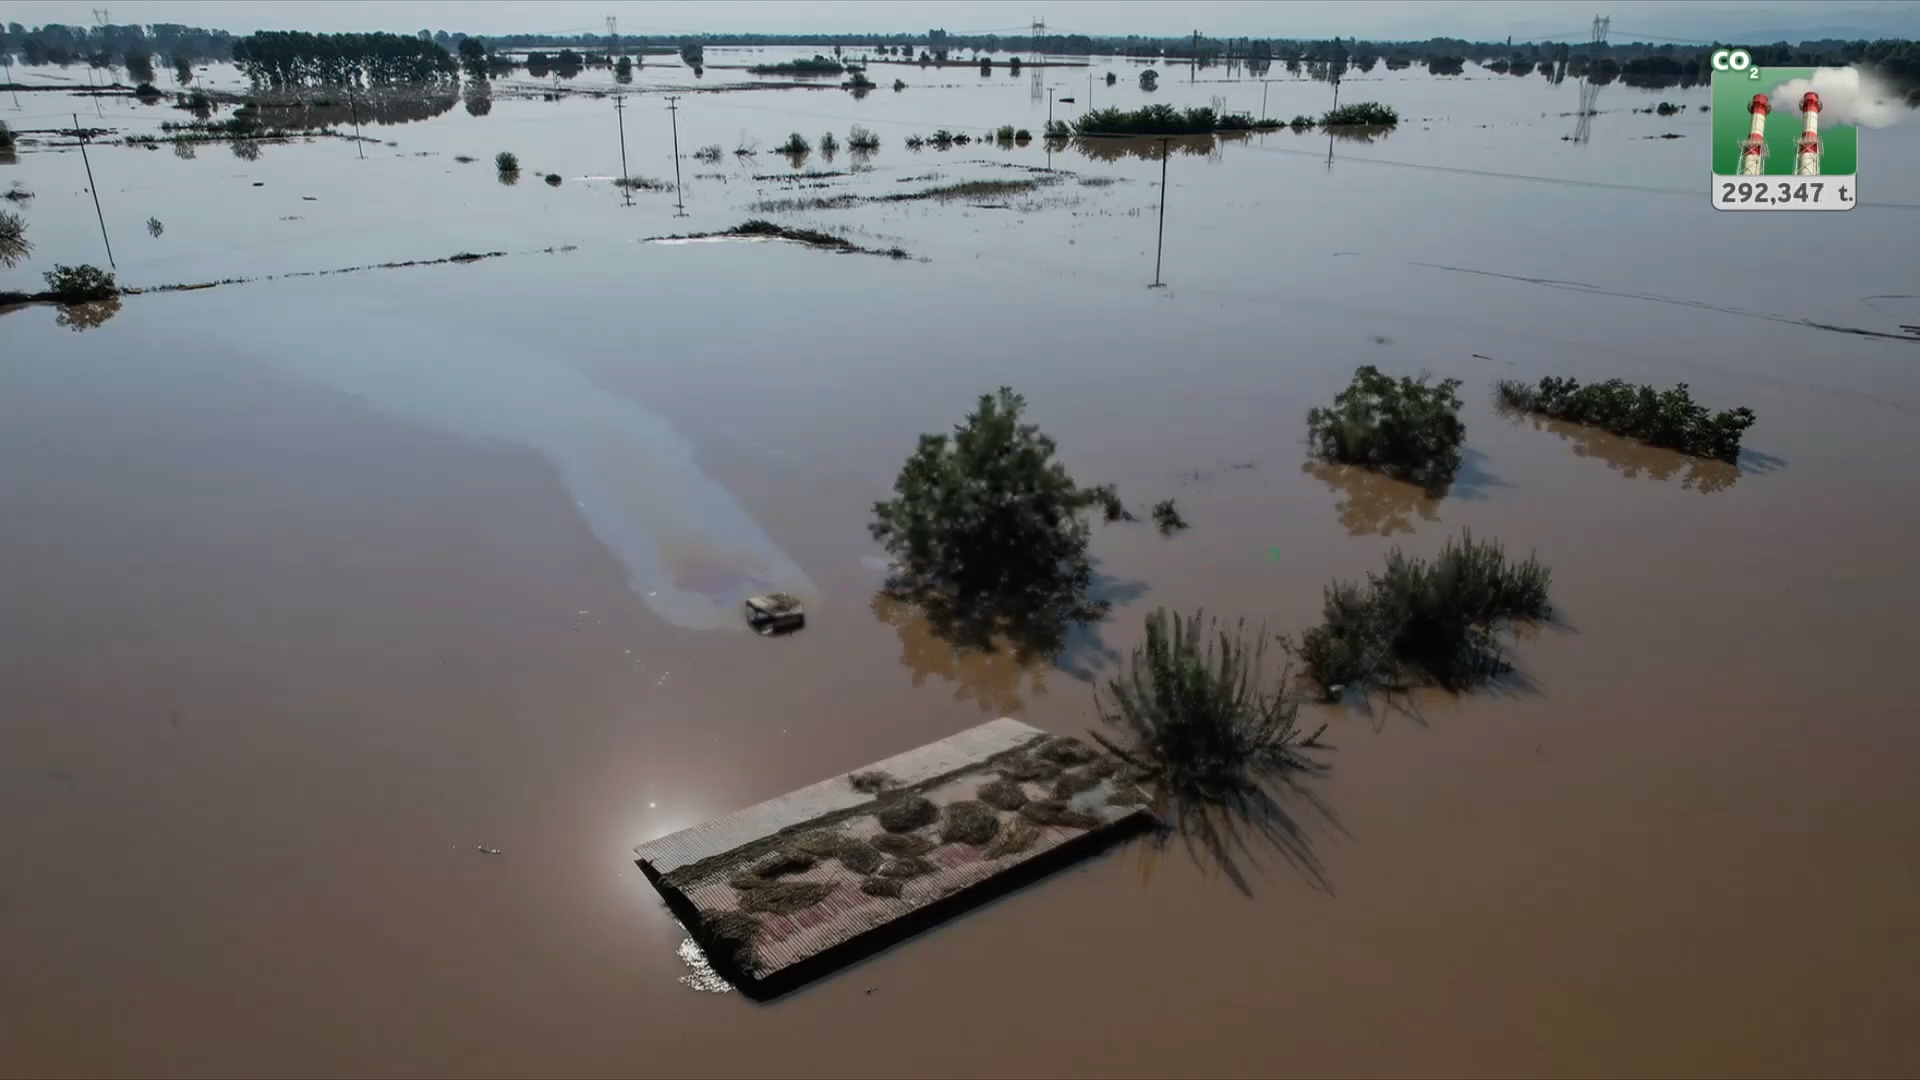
[1712,67,1859,175]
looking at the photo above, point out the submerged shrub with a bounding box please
[0,210,30,269]
[819,130,839,154]
[0,121,15,151]
[996,124,1016,142]
[1094,609,1326,810]
[869,387,1123,650]
[847,125,880,151]
[494,150,519,172]
[1496,377,1755,464]
[1151,499,1187,535]
[544,172,562,186]
[42,264,118,303]
[1322,102,1399,126]
[1289,531,1551,697]
[693,143,724,163]
[1306,366,1466,493]
[777,131,810,155]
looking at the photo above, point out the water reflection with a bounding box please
[229,138,262,161]
[54,296,122,332]
[1302,462,1441,536]
[243,89,459,130]
[871,592,1051,714]
[1070,134,1216,163]
[1500,408,1742,492]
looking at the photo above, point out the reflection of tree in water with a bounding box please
[55,296,122,332]
[229,138,262,161]
[242,89,459,130]
[870,592,1050,714]
[463,86,492,117]
[1302,461,1441,536]
[1502,408,1739,493]
[1070,134,1218,163]
[173,139,197,159]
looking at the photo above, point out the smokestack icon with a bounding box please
[1795,91,1823,175]
[1740,93,1769,175]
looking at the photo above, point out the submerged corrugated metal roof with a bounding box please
[633,718,1152,981]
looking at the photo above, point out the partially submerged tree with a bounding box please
[41,264,119,303]
[1306,366,1466,493]
[870,387,1120,652]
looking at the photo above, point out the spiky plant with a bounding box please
[1093,609,1325,806]
[494,151,519,173]
[0,210,30,269]
[1292,531,1551,697]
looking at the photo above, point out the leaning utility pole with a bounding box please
[74,113,115,267]
[1151,137,1170,288]
[613,94,631,202]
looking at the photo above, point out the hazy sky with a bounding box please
[8,0,1920,43]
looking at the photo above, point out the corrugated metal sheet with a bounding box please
[633,718,1151,981]
[634,717,1042,875]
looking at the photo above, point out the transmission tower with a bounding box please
[606,15,618,59]
[1571,14,1609,144]
[1030,17,1045,101]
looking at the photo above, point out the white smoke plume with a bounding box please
[1768,66,1907,128]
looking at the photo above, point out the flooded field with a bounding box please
[4,49,1920,1077]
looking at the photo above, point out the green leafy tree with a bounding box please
[870,388,1117,651]
[1306,366,1465,492]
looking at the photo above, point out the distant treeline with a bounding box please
[231,31,458,87]
[0,22,235,65]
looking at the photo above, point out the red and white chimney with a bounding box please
[1740,93,1769,175]
[1795,91,1822,176]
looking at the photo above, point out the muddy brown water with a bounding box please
[4,52,1920,1077]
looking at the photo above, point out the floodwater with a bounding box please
[4,49,1920,1078]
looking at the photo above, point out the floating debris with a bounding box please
[744,593,805,635]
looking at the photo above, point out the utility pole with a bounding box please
[74,113,115,268]
[613,94,631,204]
[1150,137,1169,288]
[4,53,19,108]
[1261,78,1270,120]
[665,95,686,215]
[348,88,364,159]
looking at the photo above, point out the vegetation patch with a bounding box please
[847,125,881,152]
[860,876,903,897]
[869,832,934,857]
[1496,377,1755,463]
[748,849,816,877]
[837,839,883,873]
[870,387,1125,653]
[494,150,518,173]
[1094,609,1326,828]
[848,769,898,794]
[777,131,811,155]
[1038,736,1098,766]
[751,55,845,76]
[790,830,846,857]
[0,210,30,269]
[877,177,1052,203]
[544,172,562,186]
[453,154,475,163]
[875,793,938,832]
[42,264,119,304]
[699,909,761,970]
[1307,366,1466,493]
[647,220,910,259]
[614,175,675,191]
[693,143,724,163]
[1050,769,1098,798]
[737,880,837,914]
[940,800,1001,846]
[1073,104,1256,135]
[993,753,1061,784]
[1019,800,1103,830]
[1151,499,1188,535]
[976,777,1030,812]
[877,856,936,879]
[984,816,1041,858]
[1288,531,1552,698]
[1322,102,1400,127]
